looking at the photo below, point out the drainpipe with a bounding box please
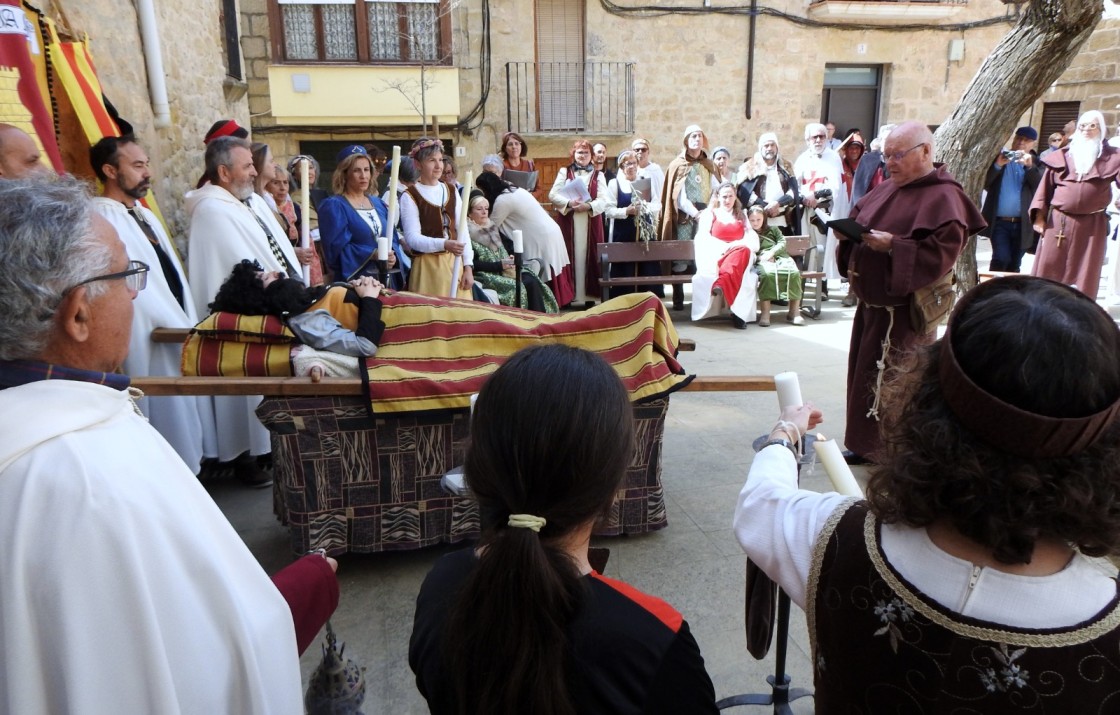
[136,0,171,129]
[745,0,757,119]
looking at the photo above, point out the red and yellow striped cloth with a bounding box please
[181,312,296,377]
[364,291,692,413]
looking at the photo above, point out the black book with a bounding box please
[826,218,869,242]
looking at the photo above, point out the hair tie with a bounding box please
[508,514,546,532]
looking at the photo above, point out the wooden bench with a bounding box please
[784,235,824,319]
[597,240,695,305]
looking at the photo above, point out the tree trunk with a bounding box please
[933,0,1102,289]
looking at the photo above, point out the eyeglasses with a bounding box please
[633,147,648,153]
[809,134,827,141]
[1078,123,1100,131]
[67,260,149,294]
[886,144,926,162]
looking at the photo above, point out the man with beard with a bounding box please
[658,124,720,310]
[838,121,985,464]
[186,135,301,486]
[592,142,615,184]
[90,136,216,476]
[794,122,848,295]
[1031,110,1120,297]
[736,133,801,236]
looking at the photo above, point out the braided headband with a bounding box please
[938,276,1120,459]
[409,138,444,158]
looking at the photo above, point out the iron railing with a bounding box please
[505,62,635,135]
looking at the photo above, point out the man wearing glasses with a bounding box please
[632,137,665,205]
[794,122,848,296]
[837,121,985,465]
[90,135,217,479]
[1030,110,1120,298]
[0,176,338,713]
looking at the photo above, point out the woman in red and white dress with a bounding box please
[691,181,759,328]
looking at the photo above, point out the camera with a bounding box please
[814,188,833,200]
[1001,150,1024,161]
[776,194,795,208]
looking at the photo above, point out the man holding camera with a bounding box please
[795,123,847,294]
[979,126,1041,272]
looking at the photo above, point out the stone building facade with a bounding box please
[236,0,1037,178]
[32,0,247,248]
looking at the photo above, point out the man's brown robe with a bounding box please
[839,165,985,459]
[1029,144,1120,298]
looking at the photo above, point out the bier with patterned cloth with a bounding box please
[364,291,691,414]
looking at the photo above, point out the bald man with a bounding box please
[0,124,48,179]
[837,121,985,463]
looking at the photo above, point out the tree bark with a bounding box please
[933,0,1102,289]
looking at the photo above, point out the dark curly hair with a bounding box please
[866,278,1120,564]
[208,260,320,316]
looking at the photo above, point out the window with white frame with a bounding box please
[270,0,451,64]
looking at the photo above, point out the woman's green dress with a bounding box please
[756,227,803,302]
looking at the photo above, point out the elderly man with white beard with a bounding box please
[736,133,801,236]
[1031,110,1120,298]
[794,122,847,295]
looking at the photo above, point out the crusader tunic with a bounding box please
[1029,143,1120,297]
[839,165,984,459]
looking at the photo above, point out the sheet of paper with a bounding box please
[557,177,592,204]
[504,169,538,191]
[630,177,653,202]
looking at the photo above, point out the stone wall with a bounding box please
[1030,17,1120,129]
[49,0,248,252]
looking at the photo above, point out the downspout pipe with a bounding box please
[746,0,757,119]
[136,0,171,129]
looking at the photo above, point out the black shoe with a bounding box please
[731,314,748,329]
[234,454,273,489]
[841,450,870,466]
[672,284,685,311]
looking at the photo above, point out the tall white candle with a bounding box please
[299,158,311,286]
[813,437,864,497]
[774,371,803,410]
[511,229,524,254]
[377,235,389,262]
[384,146,401,238]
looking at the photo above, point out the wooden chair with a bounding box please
[596,240,695,305]
[783,235,824,319]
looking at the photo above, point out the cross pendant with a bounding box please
[1056,230,1065,247]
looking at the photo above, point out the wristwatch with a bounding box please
[763,438,799,460]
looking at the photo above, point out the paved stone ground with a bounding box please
[208,236,1120,713]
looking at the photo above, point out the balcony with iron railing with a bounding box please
[505,62,635,136]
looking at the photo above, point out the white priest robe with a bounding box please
[186,186,301,460]
[0,380,303,714]
[91,197,216,472]
[793,148,848,281]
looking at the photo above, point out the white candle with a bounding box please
[299,158,311,286]
[457,171,473,240]
[511,229,524,254]
[774,371,803,410]
[813,436,865,497]
[384,146,401,239]
[469,393,479,414]
[377,235,389,262]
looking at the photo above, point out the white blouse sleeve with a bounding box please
[733,445,850,609]
[399,191,448,254]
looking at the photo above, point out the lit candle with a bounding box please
[384,146,401,239]
[377,235,389,262]
[511,229,524,254]
[299,158,311,286]
[812,436,864,497]
[774,371,803,410]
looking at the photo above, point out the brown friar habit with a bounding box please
[838,164,985,459]
[657,151,718,243]
[1029,143,1120,298]
[810,503,1120,713]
